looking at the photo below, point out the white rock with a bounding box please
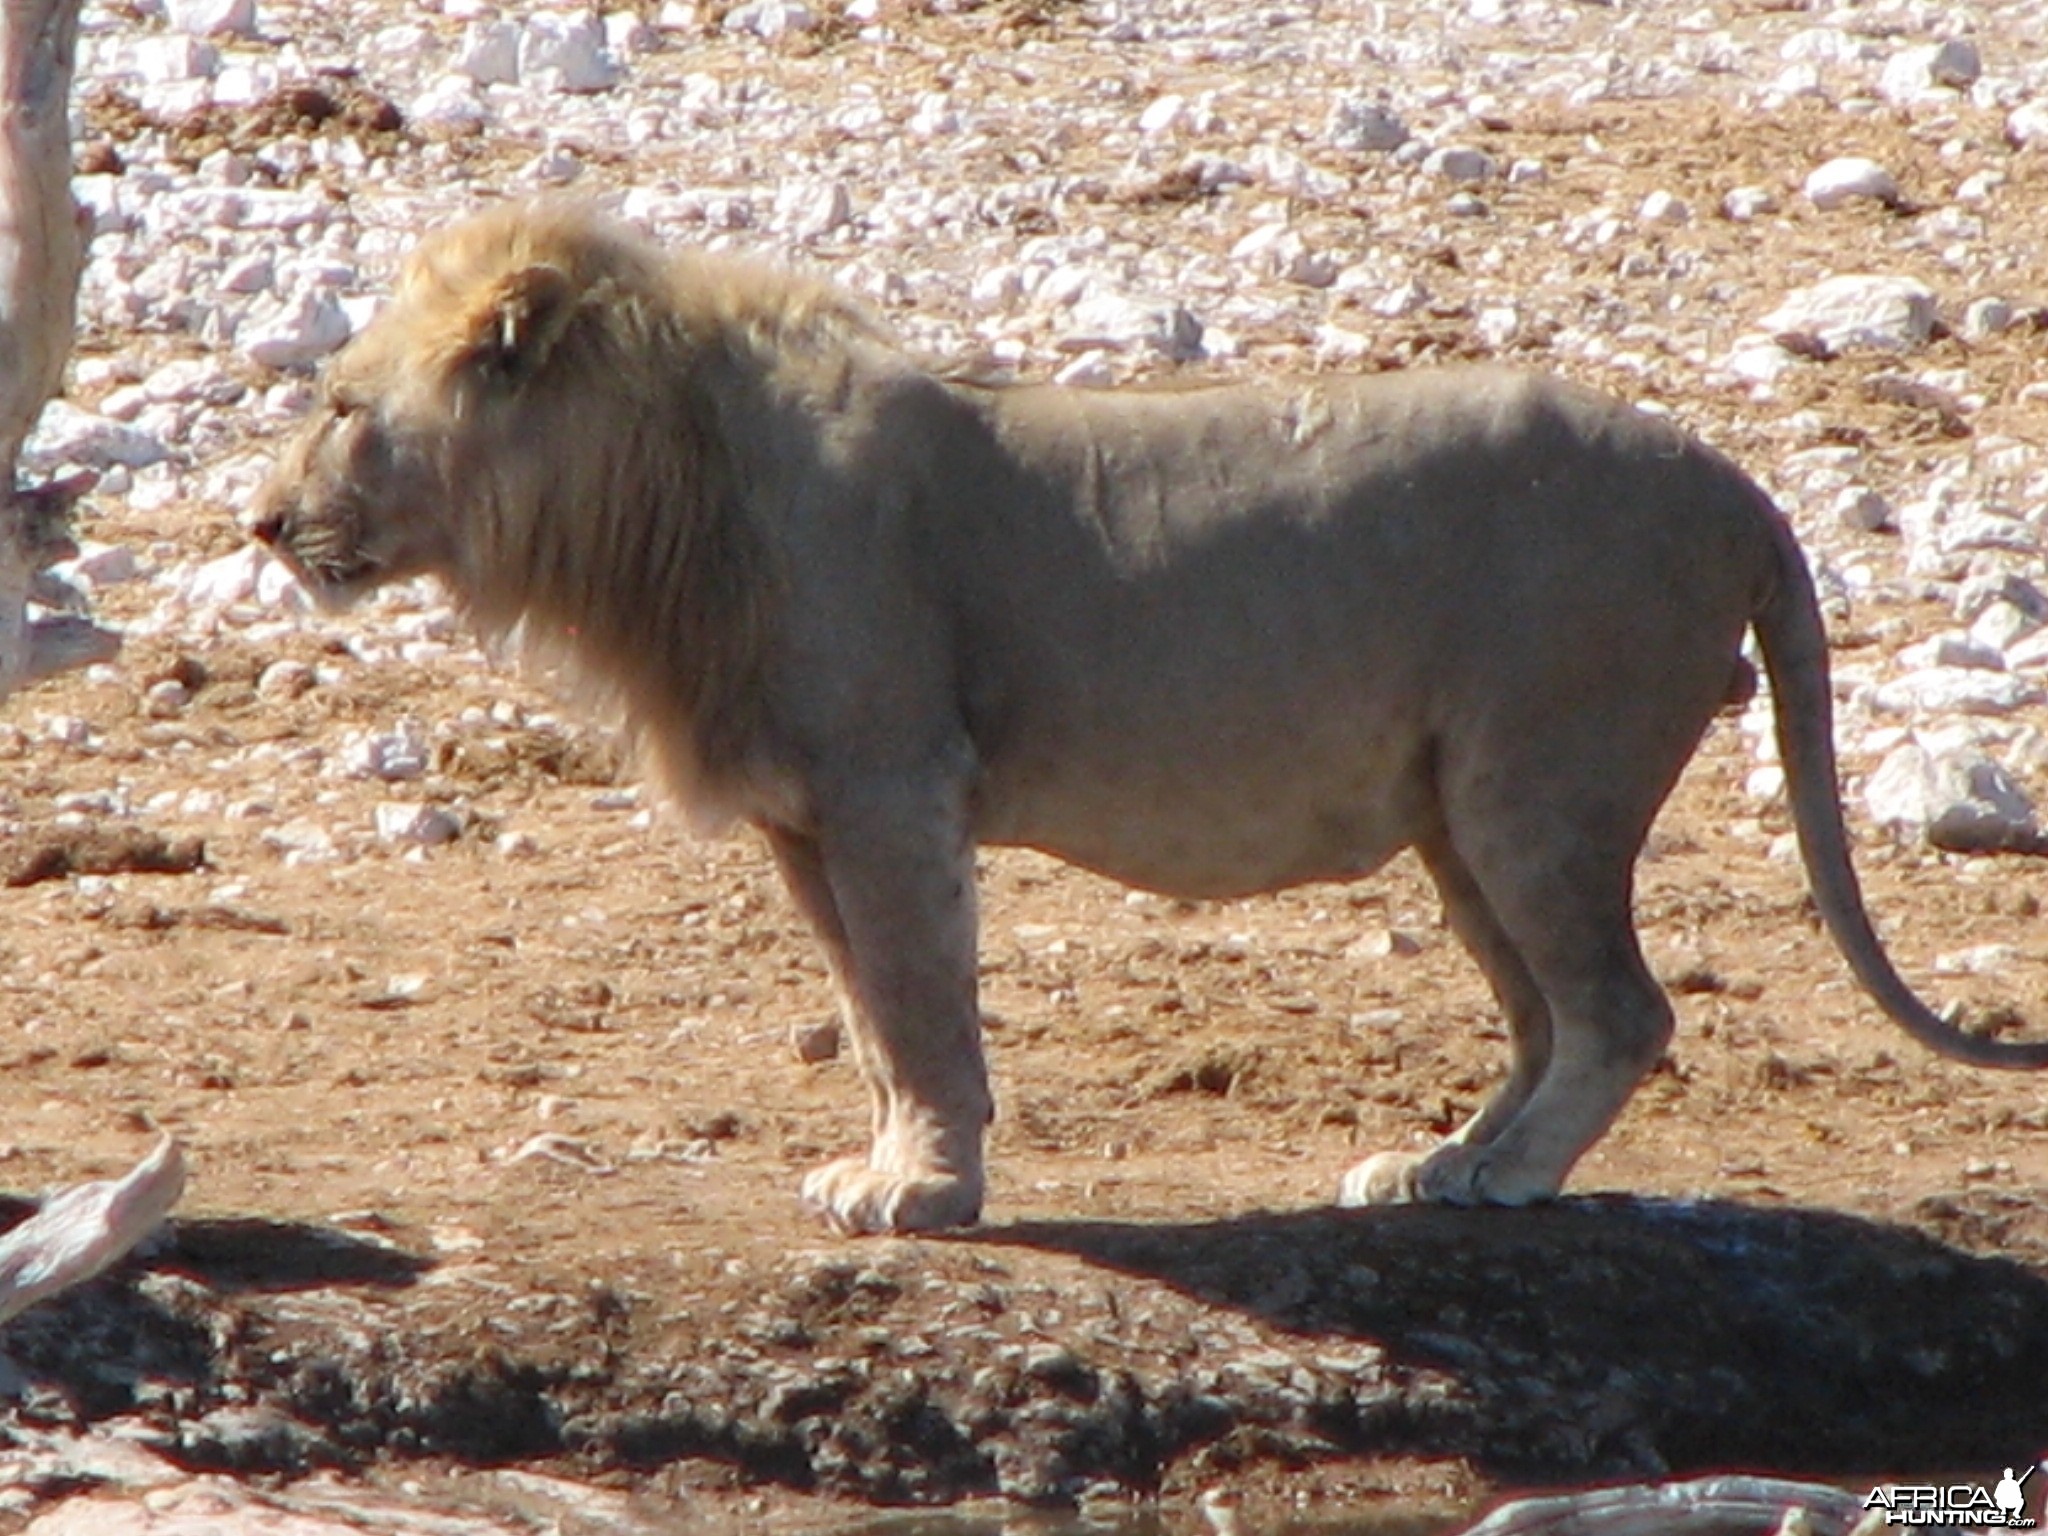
[2006,100,2048,150]
[58,543,141,589]
[775,179,851,239]
[133,34,219,81]
[1052,351,1114,387]
[520,11,621,92]
[455,19,522,85]
[25,401,169,470]
[144,679,191,718]
[243,289,352,370]
[411,77,490,135]
[1897,632,2004,673]
[1878,40,1980,104]
[1865,739,2038,853]
[1638,189,1690,226]
[1759,275,1936,354]
[254,556,307,611]
[2008,631,2048,673]
[1935,942,2020,976]
[182,546,267,607]
[344,721,432,783]
[1372,279,1430,319]
[1971,601,2042,655]
[1138,94,1185,136]
[1833,487,1893,531]
[722,0,815,38]
[144,357,246,407]
[264,819,342,864]
[1475,305,1520,350]
[1868,666,2044,718]
[1938,510,2036,557]
[1721,185,1778,221]
[1958,572,2048,628]
[604,10,658,54]
[1961,297,2014,340]
[1803,156,1901,210]
[166,0,255,35]
[375,802,463,846]
[256,659,315,700]
[1327,98,1408,152]
[1422,145,1496,183]
[1062,293,1203,361]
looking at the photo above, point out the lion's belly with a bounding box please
[971,718,1433,899]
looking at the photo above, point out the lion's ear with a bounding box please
[456,263,579,386]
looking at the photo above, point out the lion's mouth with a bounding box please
[248,510,382,611]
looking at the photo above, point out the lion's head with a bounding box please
[252,199,881,816]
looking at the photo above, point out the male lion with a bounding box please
[253,200,2048,1235]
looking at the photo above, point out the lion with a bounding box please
[252,200,2048,1235]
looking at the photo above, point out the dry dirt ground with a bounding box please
[8,1,2048,1532]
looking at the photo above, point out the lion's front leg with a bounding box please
[763,798,990,1235]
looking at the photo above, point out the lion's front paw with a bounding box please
[1336,1150,1428,1207]
[1337,1144,1559,1208]
[800,1157,984,1235]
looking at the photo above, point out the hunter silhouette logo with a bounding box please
[1861,1464,2042,1527]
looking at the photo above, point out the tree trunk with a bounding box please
[0,0,111,697]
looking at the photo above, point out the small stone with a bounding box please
[520,11,621,92]
[792,1020,842,1063]
[57,542,140,588]
[374,802,463,846]
[143,679,190,718]
[1759,274,1937,354]
[1961,297,2014,340]
[1138,94,1185,136]
[1878,40,1980,104]
[2004,100,2048,150]
[1721,185,1778,221]
[1062,293,1203,361]
[344,721,432,782]
[1896,632,2004,673]
[1422,145,1496,183]
[26,401,168,470]
[183,546,267,607]
[1638,189,1690,226]
[721,0,816,38]
[1346,928,1421,961]
[1935,943,2019,976]
[256,659,315,700]
[165,0,256,38]
[1803,156,1901,210]
[455,19,522,85]
[1868,667,2043,718]
[1834,487,1893,531]
[1326,98,1407,152]
[243,288,352,370]
[1865,739,2039,853]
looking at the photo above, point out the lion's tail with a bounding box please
[1753,496,2048,1069]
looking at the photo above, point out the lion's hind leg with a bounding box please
[763,801,991,1235]
[1338,831,1554,1205]
[1340,809,1675,1208]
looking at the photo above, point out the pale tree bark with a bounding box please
[0,0,115,693]
[0,1138,185,1324]
[0,1,174,1325]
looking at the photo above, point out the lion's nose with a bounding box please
[248,506,286,547]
